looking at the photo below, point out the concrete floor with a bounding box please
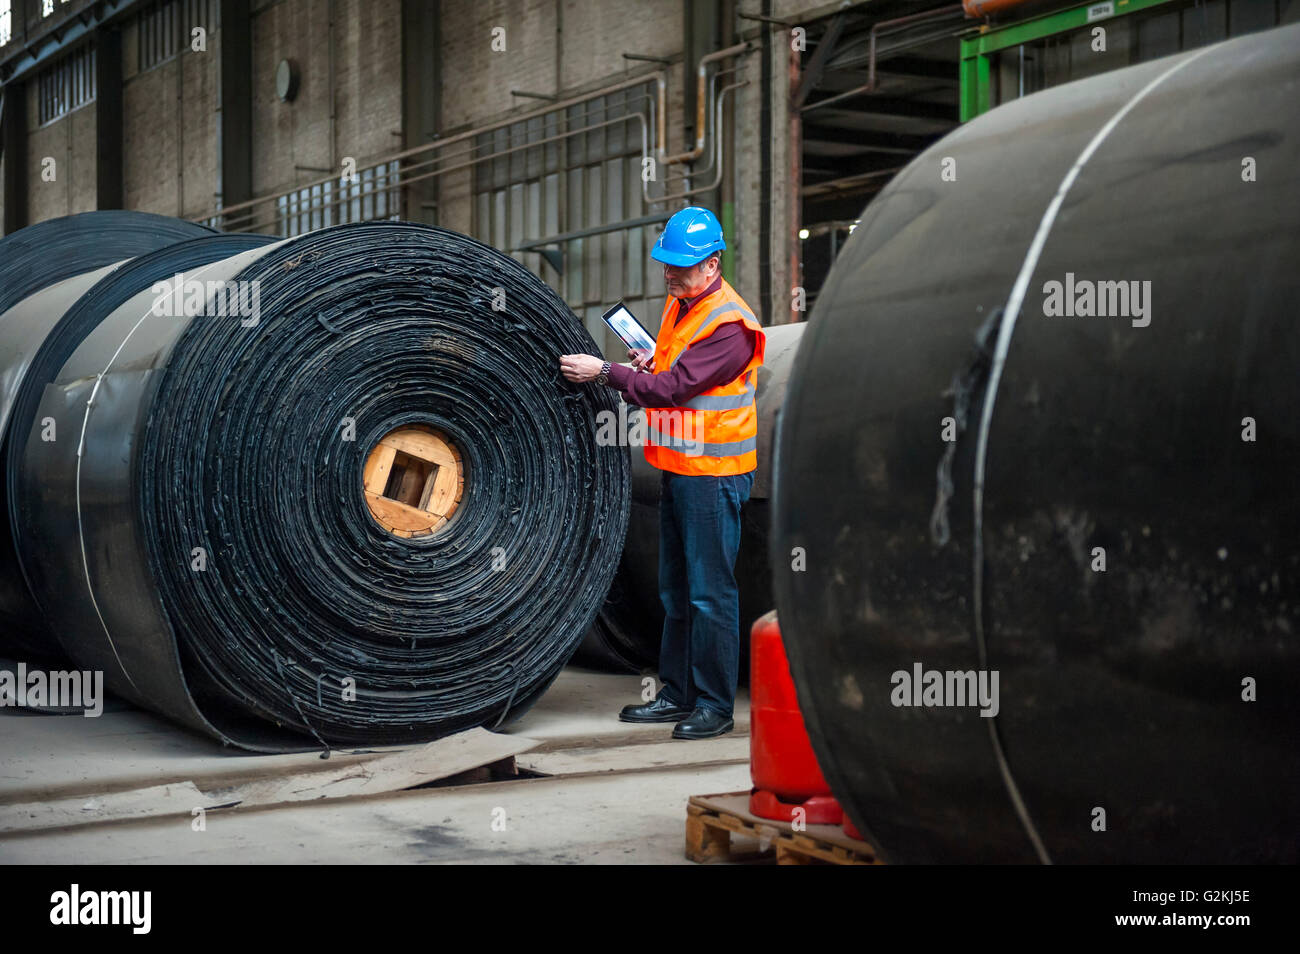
[0,667,752,864]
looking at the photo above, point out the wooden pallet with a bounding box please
[686,792,883,865]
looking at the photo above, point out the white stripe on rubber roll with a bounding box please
[969,44,1216,868]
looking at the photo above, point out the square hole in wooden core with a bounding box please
[383,451,438,508]
[363,425,464,539]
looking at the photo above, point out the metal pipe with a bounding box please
[208,92,659,230]
[661,41,752,166]
[374,89,657,189]
[655,74,667,161]
[512,210,675,253]
[222,108,657,235]
[214,92,660,232]
[652,80,746,204]
[963,0,1034,16]
[389,90,657,180]
[663,65,741,183]
[197,69,667,224]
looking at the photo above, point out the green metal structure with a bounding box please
[959,0,1180,120]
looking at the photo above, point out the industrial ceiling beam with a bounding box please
[802,125,938,152]
[803,152,912,179]
[803,92,957,121]
[792,12,848,109]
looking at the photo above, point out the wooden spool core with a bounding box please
[362,425,464,538]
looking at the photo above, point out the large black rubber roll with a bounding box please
[0,212,219,655]
[0,210,213,316]
[11,221,628,749]
[772,24,1300,864]
[575,322,805,673]
[0,233,275,651]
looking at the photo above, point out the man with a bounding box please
[559,207,765,740]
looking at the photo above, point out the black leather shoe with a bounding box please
[619,695,694,723]
[672,706,734,739]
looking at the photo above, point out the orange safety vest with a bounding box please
[643,279,766,476]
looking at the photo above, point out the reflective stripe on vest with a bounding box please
[645,418,758,457]
[679,376,756,411]
[668,303,758,369]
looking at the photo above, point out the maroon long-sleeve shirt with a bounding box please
[606,278,757,408]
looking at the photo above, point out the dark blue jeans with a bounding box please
[656,469,754,717]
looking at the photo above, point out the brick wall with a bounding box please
[434,0,688,323]
[333,0,403,172]
[559,0,679,92]
[249,0,403,203]
[123,57,181,214]
[438,0,558,131]
[120,4,221,217]
[180,25,220,218]
[25,95,97,222]
[250,0,332,196]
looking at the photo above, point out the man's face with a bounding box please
[663,255,719,300]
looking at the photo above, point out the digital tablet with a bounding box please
[601,301,657,354]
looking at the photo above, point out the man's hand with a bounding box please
[628,348,655,372]
[559,353,605,383]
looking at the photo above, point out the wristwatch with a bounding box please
[595,361,611,385]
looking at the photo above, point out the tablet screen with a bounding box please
[601,302,657,354]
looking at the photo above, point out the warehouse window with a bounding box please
[139,0,179,70]
[37,43,96,125]
[0,1,12,47]
[276,160,402,238]
[138,0,215,72]
[472,82,664,347]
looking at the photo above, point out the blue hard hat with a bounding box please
[651,207,726,266]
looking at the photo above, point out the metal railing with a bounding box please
[195,73,666,235]
[192,45,753,237]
